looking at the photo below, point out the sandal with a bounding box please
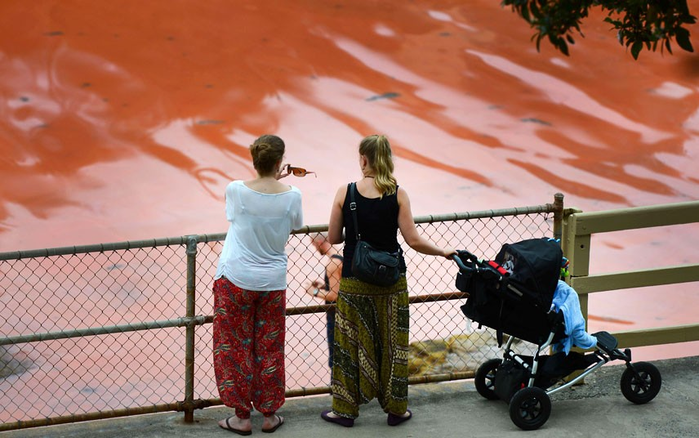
[387,409,412,426]
[219,416,252,435]
[262,414,285,433]
[321,410,354,427]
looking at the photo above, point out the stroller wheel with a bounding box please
[508,387,551,431]
[620,362,662,404]
[475,358,502,400]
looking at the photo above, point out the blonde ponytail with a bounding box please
[359,134,397,197]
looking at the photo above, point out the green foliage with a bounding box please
[502,0,696,59]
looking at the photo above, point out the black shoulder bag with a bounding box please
[349,182,401,287]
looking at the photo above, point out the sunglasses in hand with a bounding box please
[286,165,317,178]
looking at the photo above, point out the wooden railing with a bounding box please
[562,201,699,348]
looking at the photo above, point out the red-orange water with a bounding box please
[1,0,699,417]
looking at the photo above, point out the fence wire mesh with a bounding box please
[1,209,554,430]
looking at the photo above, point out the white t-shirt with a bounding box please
[214,180,303,291]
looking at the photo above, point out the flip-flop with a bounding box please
[387,409,412,426]
[219,416,252,436]
[262,414,284,433]
[321,410,354,427]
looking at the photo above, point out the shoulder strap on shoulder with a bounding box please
[349,182,360,241]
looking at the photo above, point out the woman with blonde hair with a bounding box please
[213,134,302,435]
[321,134,455,428]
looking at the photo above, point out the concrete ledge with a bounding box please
[4,356,698,438]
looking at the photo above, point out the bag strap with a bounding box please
[349,182,361,241]
[350,182,404,258]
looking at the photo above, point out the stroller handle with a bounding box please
[451,250,477,273]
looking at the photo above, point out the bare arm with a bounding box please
[397,187,456,258]
[323,257,342,302]
[327,185,346,245]
[304,256,342,302]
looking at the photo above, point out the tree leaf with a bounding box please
[676,28,694,52]
[559,39,570,56]
[631,40,643,59]
[678,0,691,15]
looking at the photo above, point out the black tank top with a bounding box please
[341,183,400,278]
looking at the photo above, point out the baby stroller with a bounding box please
[453,238,662,430]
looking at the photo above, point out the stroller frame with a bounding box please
[452,241,662,431]
[496,325,624,398]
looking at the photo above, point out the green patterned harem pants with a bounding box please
[330,276,409,419]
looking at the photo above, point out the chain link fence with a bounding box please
[0,200,560,431]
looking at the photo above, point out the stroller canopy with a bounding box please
[495,238,563,309]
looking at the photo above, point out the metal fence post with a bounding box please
[184,235,198,423]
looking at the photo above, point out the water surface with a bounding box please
[1,0,698,365]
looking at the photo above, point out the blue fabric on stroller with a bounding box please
[551,280,597,354]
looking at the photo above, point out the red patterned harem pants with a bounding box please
[212,277,286,419]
